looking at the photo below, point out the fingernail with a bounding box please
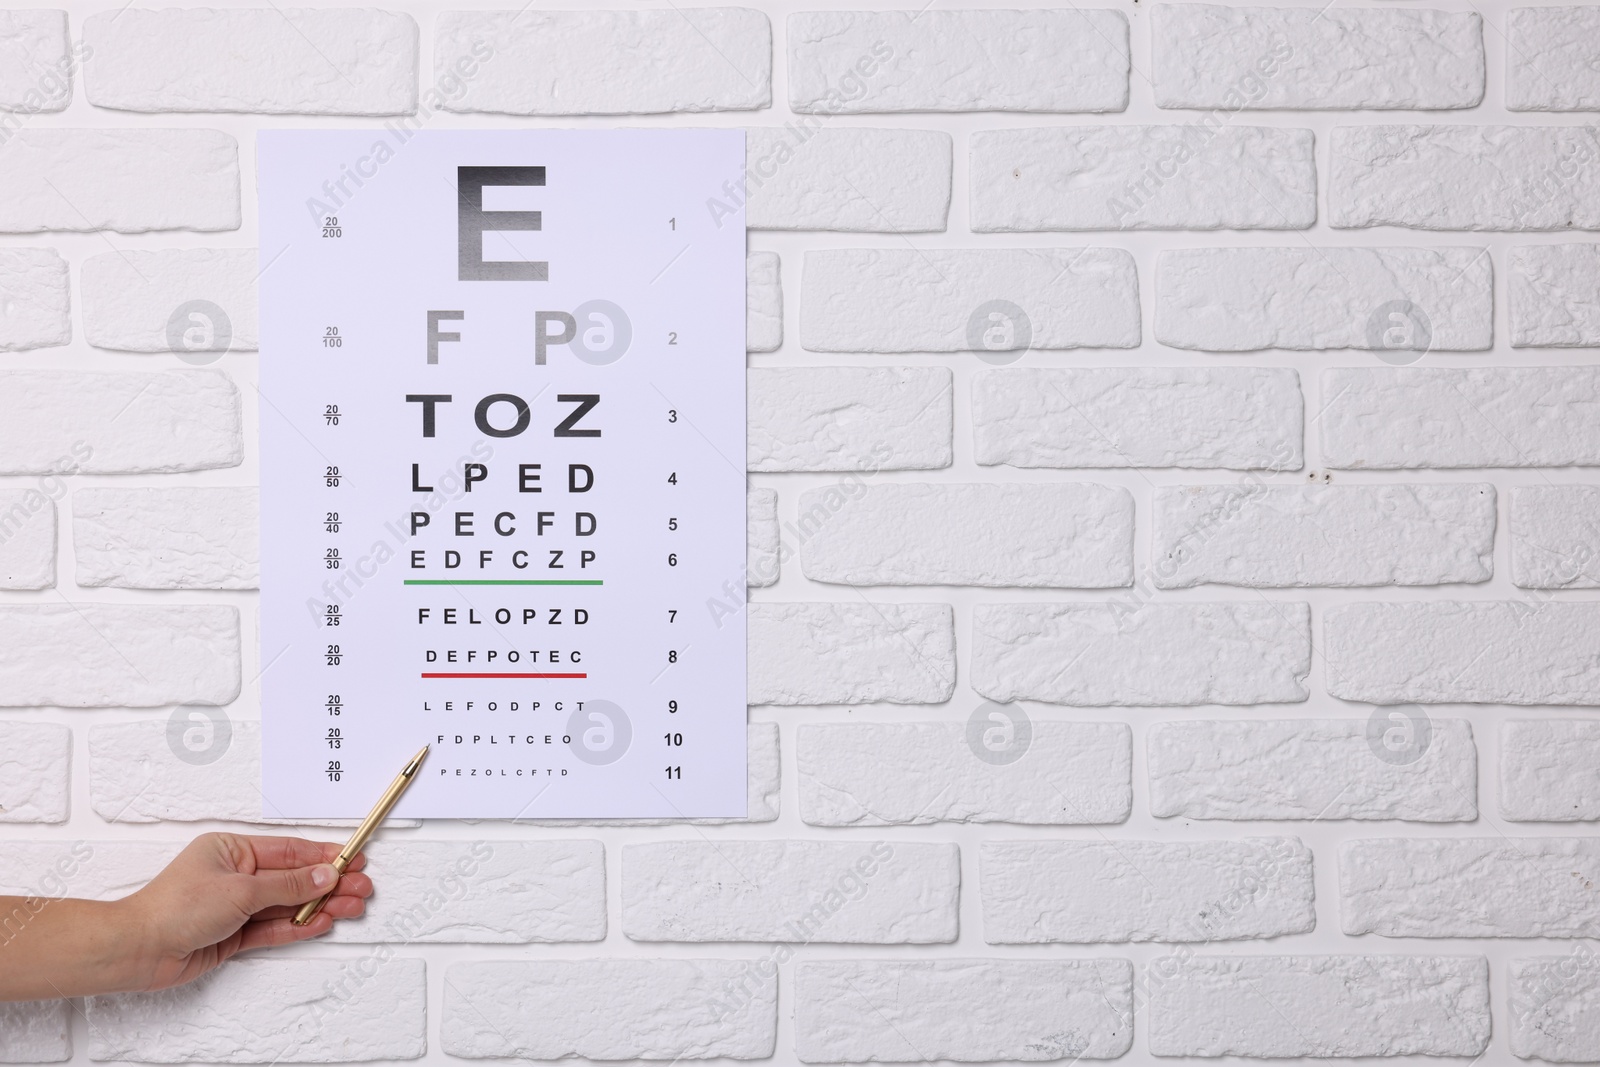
[311,864,336,889]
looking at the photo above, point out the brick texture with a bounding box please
[786,10,1129,114]
[0,720,70,823]
[1152,483,1496,587]
[1153,5,1483,110]
[0,130,239,232]
[1341,837,1600,937]
[1148,955,1490,1057]
[441,960,776,1059]
[435,9,771,115]
[1148,719,1478,822]
[84,9,418,115]
[795,959,1133,1061]
[80,249,257,352]
[801,248,1140,351]
[1155,246,1493,351]
[798,721,1131,825]
[0,248,69,350]
[981,838,1314,943]
[622,840,958,943]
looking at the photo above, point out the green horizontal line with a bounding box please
[404,579,604,586]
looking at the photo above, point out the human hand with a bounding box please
[122,833,373,991]
[1,832,373,1002]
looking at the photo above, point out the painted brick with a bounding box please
[799,482,1132,588]
[0,248,69,350]
[746,251,781,352]
[0,841,181,901]
[798,721,1131,826]
[435,9,771,115]
[749,602,955,705]
[1341,837,1600,937]
[795,960,1133,1062]
[533,721,780,827]
[74,487,258,590]
[81,249,257,352]
[747,488,778,589]
[0,1001,69,1063]
[746,127,949,231]
[1152,483,1496,588]
[87,958,426,1062]
[972,602,1311,706]
[0,1004,68,1062]
[1320,366,1600,468]
[1330,125,1600,230]
[0,370,242,474]
[442,960,775,1059]
[973,367,1302,470]
[623,840,958,943]
[1502,720,1600,821]
[83,9,417,114]
[982,838,1314,943]
[1507,7,1600,111]
[0,721,69,823]
[1148,719,1477,822]
[0,488,55,589]
[1326,601,1600,705]
[1510,954,1600,1061]
[1510,244,1600,347]
[0,605,239,708]
[1511,485,1600,588]
[88,719,413,827]
[1155,246,1492,351]
[787,10,1129,113]
[0,10,71,113]
[970,126,1315,231]
[749,367,951,472]
[800,248,1140,352]
[1148,955,1490,1057]
[0,129,238,233]
[1153,5,1483,110]
[323,840,603,943]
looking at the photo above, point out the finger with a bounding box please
[245,836,345,871]
[236,914,332,953]
[239,862,342,911]
[252,891,367,922]
[342,850,367,873]
[336,871,374,898]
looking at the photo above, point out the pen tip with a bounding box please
[403,745,429,777]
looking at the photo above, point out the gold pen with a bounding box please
[292,744,429,926]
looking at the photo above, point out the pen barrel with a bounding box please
[291,853,352,926]
[290,765,418,926]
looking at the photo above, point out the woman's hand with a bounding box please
[0,833,372,1002]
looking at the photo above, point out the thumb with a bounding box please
[242,863,341,911]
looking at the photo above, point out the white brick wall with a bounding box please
[5,1,1596,1061]
[1147,955,1491,1057]
[981,838,1315,943]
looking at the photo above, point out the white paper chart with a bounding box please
[258,130,747,819]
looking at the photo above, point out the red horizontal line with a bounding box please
[421,672,587,679]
